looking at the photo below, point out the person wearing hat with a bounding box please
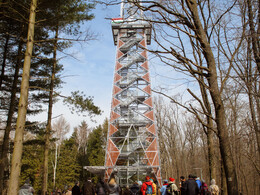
[167,178,178,195]
[19,178,34,195]
[195,177,202,191]
[141,176,154,195]
[160,180,168,195]
[150,179,157,195]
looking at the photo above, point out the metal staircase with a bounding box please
[104,0,162,187]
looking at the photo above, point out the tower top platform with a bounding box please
[111,18,152,45]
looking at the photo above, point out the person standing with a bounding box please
[167,178,178,195]
[18,178,34,195]
[72,181,81,195]
[150,179,157,195]
[107,177,121,195]
[200,180,209,195]
[160,180,168,195]
[195,177,202,194]
[96,178,108,195]
[208,179,219,195]
[154,180,159,195]
[182,175,199,195]
[130,181,141,195]
[141,176,154,195]
[82,177,95,195]
[179,176,186,195]
[66,186,72,195]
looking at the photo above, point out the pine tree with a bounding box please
[54,135,81,190]
[7,0,37,194]
[0,1,62,192]
[0,0,97,193]
[86,120,108,166]
[40,1,95,193]
[20,128,46,194]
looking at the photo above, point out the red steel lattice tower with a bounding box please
[105,1,162,186]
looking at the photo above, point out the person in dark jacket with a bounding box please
[179,176,186,195]
[182,175,199,195]
[72,181,81,195]
[82,177,95,195]
[96,178,108,195]
[130,182,141,195]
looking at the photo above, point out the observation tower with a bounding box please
[105,1,162,187]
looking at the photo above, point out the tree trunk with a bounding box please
[7,0,37,194]
[53,143,58,189]
[248,73,260,164]
[0,34,10,90]
[221,160,228,195]
[41,25,58,195]
[171,137,180,180]
[198,75,216,180]
[206,121,216,180]
[247,0,260,74]
[0,38,23,195]
[186,0,238,194]
[246,36,260,170]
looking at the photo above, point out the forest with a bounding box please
[0,0,259,195]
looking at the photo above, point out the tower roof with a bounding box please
[111,19,152,45]
[111,1,152,45]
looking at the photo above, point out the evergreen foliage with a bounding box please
[86,125,105,166]
[20,127,46,194]
[63,91,102,118]
[55,137,81,190]
[83,120,107,182]
[0,0,98,193]
[19,116,108,193]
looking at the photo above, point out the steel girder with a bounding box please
[105,21,162,187]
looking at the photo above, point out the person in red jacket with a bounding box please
[141,176,154,195]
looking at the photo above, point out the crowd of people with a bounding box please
[19,175,220,195]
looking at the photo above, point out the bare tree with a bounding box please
[154,96,212,183]
[122,1,241,193]
[96,0,258,193]
[74,121,90,153]
[51,116,70,188]
[246,0,260,74]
